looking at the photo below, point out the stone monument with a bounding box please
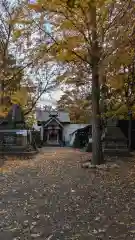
[0,99,37,156]
[102,118,130,156]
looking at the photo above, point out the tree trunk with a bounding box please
[91,3,104,165]
[1,80,4,104]
[128,111,132,151]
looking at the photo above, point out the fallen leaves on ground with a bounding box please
[0,147,135,239]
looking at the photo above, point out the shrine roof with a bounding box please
[36,110,70,123]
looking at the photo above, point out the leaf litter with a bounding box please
[0,147,135,239]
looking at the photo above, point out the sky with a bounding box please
[39,88,63,108]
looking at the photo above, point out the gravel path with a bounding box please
[0,147,135,239]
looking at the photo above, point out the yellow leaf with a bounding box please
[13,30,22,40]
[11,89,28,106]
[0,105,10,118]
[115,105,128,115]
[109,75,124,89]
[28,3,44,12]
[15,19,33,25]
[8,19,33,25]
[97,0,113,8]
[56,50,78,62]
[67,0,75,8]
[60,20,73,29]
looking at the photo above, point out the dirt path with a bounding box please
[0,147,135,239]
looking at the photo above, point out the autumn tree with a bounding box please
[100,0,135,149]
[10,0,135,164]
[57,86,91,123]
[0,0,60,119]
[16,0,103,164]
[0,0,30,115]
[20,0,112,164]
[56,61,92,123]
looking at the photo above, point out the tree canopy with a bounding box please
[1,0,135,164]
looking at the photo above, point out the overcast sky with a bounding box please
[39,88,63,108]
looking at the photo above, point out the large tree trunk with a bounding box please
[91,3,104,165]
[128,111,132,151]
[1,80,4,104]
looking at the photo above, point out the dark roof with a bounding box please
[44,117,64,128]
[36,110,70,123]
[71,124,92,135]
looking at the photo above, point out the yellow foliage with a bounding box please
[50,34,87,62]
[115,105,128,115]
[109,74,124,90]
[131,105,135,113]
[0,105,9,118]
[56,50,77,62]
[28,3,44,12]
[13,30,22,40]
[66,36,85,49]
[97,0,113,8]
[60,20,76,30]
[15,19,33,25]
[67,0,75,8]
[11,89,28,106]
[11,0,134,109]
[8,19,33,25]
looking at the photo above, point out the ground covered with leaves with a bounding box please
[0,147,135,240]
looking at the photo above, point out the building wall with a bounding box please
[34,122,90,145]
[69,132,76,146]
[63,124,89,145]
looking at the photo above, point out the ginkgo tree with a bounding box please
[28,0,131,164]
[0,0,32,116]
[101,0,135,150]
[57,84,91,123]
[0,0,60,122]
[10,0,135,164]
[23,0,109,165]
